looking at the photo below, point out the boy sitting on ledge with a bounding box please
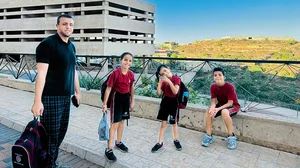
[202,67,240,150]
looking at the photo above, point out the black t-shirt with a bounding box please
[36,33,76,96]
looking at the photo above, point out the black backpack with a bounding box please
[12,118,49,168]
[177,81,189,109]
[101,73,117,108]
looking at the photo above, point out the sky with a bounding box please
[143,0,300,44]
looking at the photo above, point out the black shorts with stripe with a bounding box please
[157,96,179,124]
[110,91,130,123]
[214,104,240,118]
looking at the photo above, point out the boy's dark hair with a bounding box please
[213,67,225,76]
[120,52,133,60]
[57,14,73,24]
[156,64,168,81]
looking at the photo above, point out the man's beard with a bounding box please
[61,32,71,37]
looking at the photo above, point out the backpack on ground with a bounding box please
[12,118,49,168]
[177,81,189,109]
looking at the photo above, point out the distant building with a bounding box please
[154,45,168,57]
[0,0,155,56]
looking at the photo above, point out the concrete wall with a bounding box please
[0,41,154,55]
[105,15,154,34]
[0,74,299,155]
[109,0,155,12]
[103,42,154,55]
[0,0,155,12]
[0,14,154,35]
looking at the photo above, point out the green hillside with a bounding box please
[174,38,300,60]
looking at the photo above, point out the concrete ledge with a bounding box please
[0,75,35,92]
[0,75,300,155]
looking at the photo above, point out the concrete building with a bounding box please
[154,45,168,57]
[0,0,155,56]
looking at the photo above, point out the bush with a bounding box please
[136,85,160,98]
[286,39,297,45]
[188,88,201,104]
[249,65,262,72]
[79,75,104,90]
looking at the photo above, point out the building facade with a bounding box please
[0,0,155,56]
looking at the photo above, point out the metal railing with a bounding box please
[1,54,299,118]
[0,54,37,82]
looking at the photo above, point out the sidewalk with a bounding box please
[0,124,102,168]
[0,85,299,168]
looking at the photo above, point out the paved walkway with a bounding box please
[0,85,299,168]
[0,123,102,168]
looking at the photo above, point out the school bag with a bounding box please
[101,73,117,108]
[100,70,133,109]
[12,118,49,168]
[177,81,189,109]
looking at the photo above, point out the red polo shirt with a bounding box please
[210,82,240,107]
[107,68,135,94]
[161,75,180,98]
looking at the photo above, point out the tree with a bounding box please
[170,53,178,58]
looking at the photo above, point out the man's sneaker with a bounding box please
[50,160,58,168]
[201,133,213,147]
[105,148,117,163]
[174,140,182,151]
[151,143,163,153]
[55,160,59,167]
[115,141,129,153]
[227,136,237,150]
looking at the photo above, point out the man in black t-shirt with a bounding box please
[31,14,80,168]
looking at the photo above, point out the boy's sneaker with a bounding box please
[105,148,117,163]
[115,141,129,153]
[151,142,163,153]
[173,140,182,151]
[201,133,213,147]
[227,136,237,150]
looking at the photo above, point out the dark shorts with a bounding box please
[157,96,179,124]
[214,104,240,118]
[110,91,130,123]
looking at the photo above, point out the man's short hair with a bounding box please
[213,67,225,76]
[57,14,73,24]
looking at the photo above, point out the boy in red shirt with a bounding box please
[151,64,182,153]
[202,67,240,150]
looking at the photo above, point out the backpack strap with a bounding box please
[110,69,118,89]
[175,75,181,103]
[129,70,134,95]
